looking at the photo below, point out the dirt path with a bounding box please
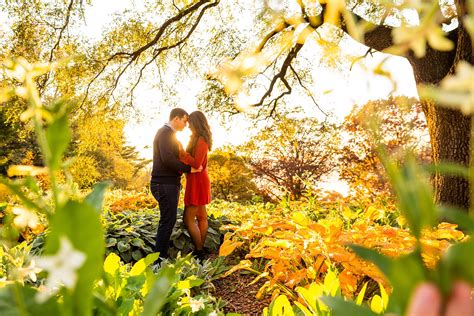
[212,272,271,315]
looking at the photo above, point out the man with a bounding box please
[150,108,201,260]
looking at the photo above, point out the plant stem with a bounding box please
[470,117,474,217]
[13,282,28,316]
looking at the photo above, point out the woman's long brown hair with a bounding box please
[186,111,213,154]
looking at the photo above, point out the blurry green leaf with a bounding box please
[117,297,135,315]
[47,200,105,315]
[381,153,437,238]
[442,239,474,284]
[0,285,60,315]
[141,266,178,316]
[125,275,146,293]
[425,163,469,179]
[85,182,110,213]
[350,245,425,313]
[321,296,377,316]
[45,112,71,171]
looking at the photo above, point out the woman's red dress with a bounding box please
[179,137,211,206]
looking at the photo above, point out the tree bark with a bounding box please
[362,11,473,210]
[407,24,472,210]
[422,101,471,209]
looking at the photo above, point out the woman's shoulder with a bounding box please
[197,136,208,144]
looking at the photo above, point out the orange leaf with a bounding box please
[219,239,244,257]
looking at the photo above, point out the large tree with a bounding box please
[340,96,431,200]
[360,1,473,209]
[207,147,259,201]
[239,116,340,200]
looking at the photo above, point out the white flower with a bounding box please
[209,312,218,316]
[189,297,206,313]
[35,236,86,303]
[17,259,42,282]
[12,207,40,230]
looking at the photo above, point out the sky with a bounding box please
[82,0,419,163]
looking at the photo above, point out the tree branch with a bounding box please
[289,64,328,116]
[82,0,219,107]
[251,43,303,115]
[38,0,76,92]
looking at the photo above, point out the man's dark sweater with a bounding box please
[151,125,191,185]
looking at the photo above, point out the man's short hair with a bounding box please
[169,108,188,121]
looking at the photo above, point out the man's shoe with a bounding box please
[203,247,214,255]
[193,249,206,261]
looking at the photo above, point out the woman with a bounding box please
[179,111,212,260]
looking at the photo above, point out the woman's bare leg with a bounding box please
[184,206,203,250]
[196,206,208,247]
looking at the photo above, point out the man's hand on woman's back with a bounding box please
[191,166,203,173]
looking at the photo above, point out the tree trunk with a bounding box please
[422,101,471,209]
[407,16,472,210]
[362,9,473,210]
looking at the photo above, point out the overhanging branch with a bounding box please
[81,0,219,107]
[251,43,303,115]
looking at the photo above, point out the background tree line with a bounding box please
[208,96,430,203]
[0,1,150,189]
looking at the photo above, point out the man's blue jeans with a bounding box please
[150,182,181,259]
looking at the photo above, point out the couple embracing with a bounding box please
[150,108,212,262]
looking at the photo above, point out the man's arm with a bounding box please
[179,137,208,169]
[158,132,191,173]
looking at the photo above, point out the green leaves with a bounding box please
[381,153,437,238]
[141,266,177,316]
[46,201,105,316]
[350,245,425,314]
[321,296,377,316]
[0,285,60,316]
[439,239,474,292]
[44,110,70,171]
[85,182,110,213]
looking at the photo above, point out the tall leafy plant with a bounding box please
[0,58,106,315]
